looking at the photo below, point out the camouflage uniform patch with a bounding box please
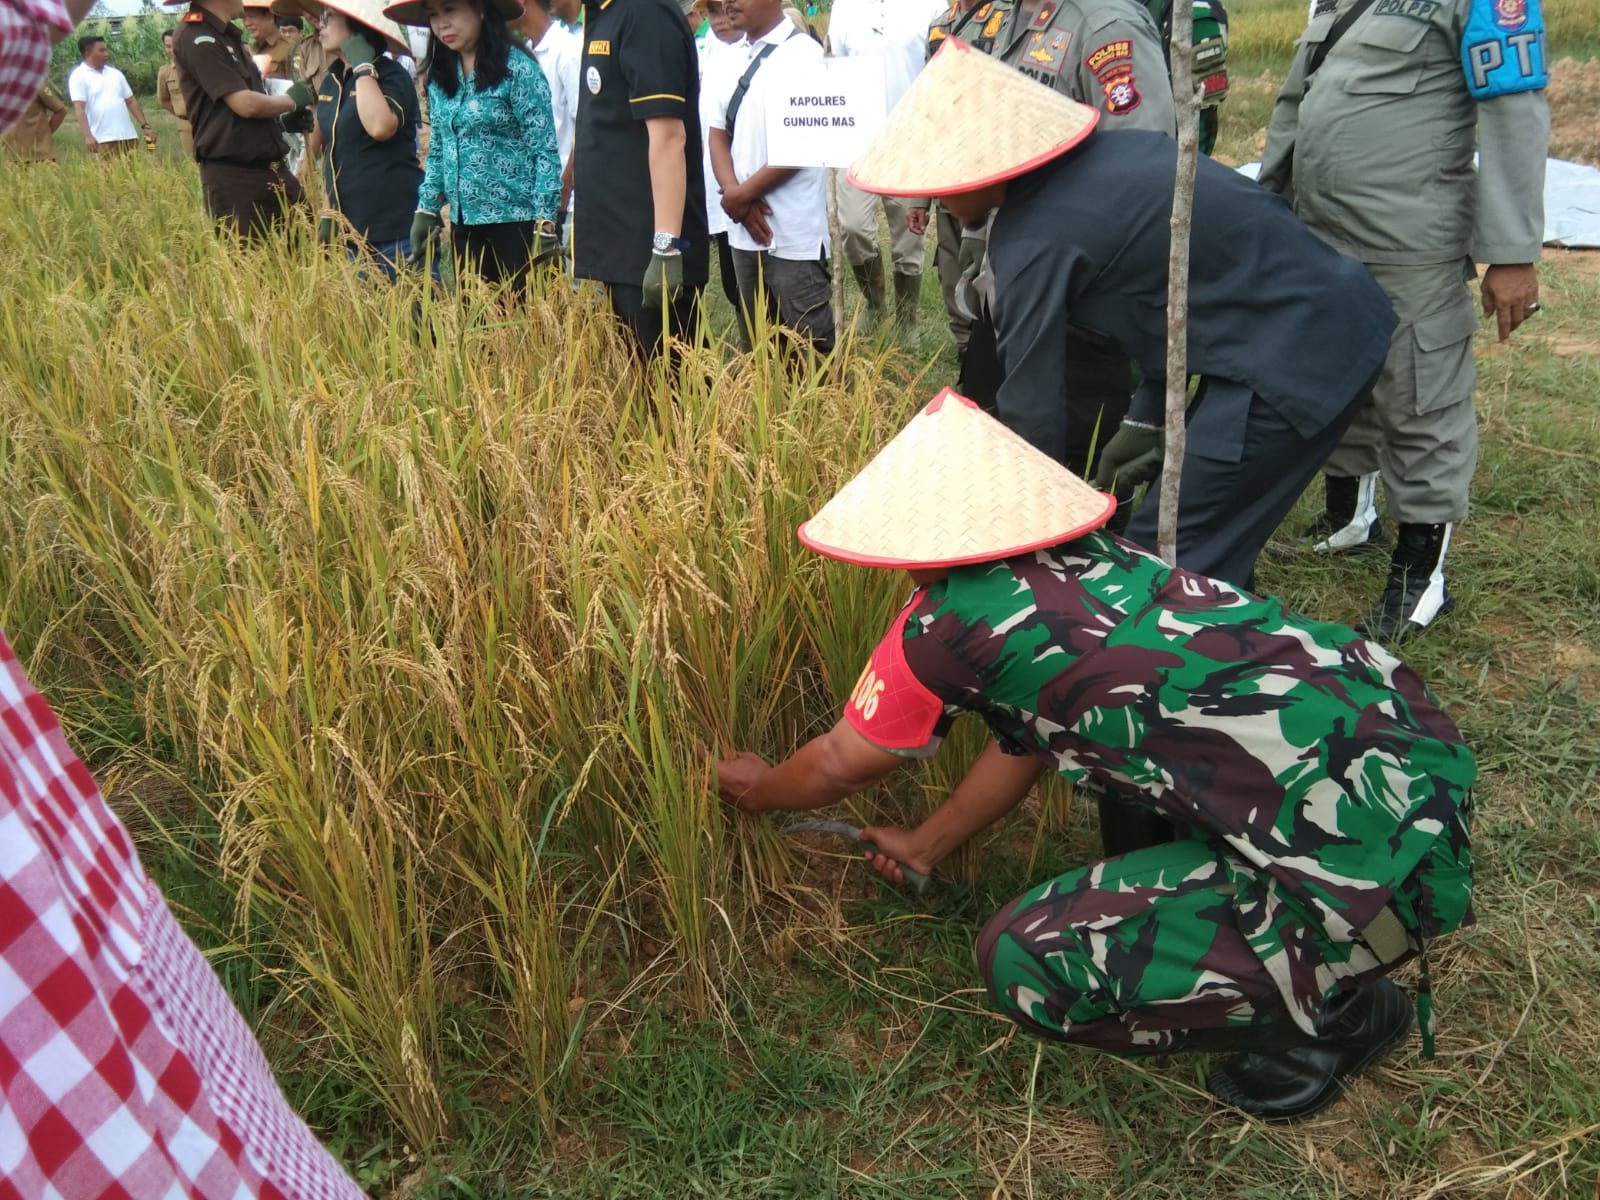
[849,533,1477,1041]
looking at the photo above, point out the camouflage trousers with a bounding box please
[976,838,1398,1056]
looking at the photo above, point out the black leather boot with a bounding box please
[1273,473,1389,558]
[1206,980,1413,1121]
[1356,522,1454,642]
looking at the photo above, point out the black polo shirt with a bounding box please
[573,0,709,288]
[172,5,288,166]
[315,58,423,244]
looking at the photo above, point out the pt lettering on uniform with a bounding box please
[1467,31,1539,89]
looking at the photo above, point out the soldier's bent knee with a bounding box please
[975,897,1111,1041]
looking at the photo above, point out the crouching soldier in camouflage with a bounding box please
[717,390,1476,1122]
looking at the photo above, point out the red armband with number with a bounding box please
[843,601,946,752]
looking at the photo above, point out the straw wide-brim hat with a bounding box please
[798,389,1116,569]
[849,38,1100,198]
[272,0,412,53]
[383,0,521,27]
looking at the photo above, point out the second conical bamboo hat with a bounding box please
[849,38,1100,198]
[798,390,1116,569]
[383,0,522,26]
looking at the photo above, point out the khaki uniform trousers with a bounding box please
[1324,258,1480,525]
[933,202,973,352]
[835,174,924,273]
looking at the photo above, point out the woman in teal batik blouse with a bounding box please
[383,0,562,286]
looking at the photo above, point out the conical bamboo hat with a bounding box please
[848,38,1100,198]
[798,389,1116,568]
[272,0,412,54]
[383,0,522,26]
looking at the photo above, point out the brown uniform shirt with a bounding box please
[295,38,333,89]
[156,61,189,121]
[173,6,289,165]
[253,28,295,80]
[0,84,66,162]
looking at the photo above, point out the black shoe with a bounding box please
[1206,980,1413,1122]
[1355,522,1455,643]
[1270,473,1390,559]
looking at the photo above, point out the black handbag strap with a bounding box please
[1306,0,1379,79]
[725,28,802,135]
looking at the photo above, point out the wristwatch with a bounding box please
[651,232,690,254]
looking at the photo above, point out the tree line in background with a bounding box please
[49,4,179,95]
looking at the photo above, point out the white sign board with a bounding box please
[764,57,888,170]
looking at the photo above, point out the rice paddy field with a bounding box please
[3,2,1598,1195]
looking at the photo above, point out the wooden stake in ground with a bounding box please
[1159,8,1200,566]
[827,169,846,332]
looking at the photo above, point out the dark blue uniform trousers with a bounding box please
[1125,375,1374,590]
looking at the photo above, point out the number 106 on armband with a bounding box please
[851,667,886,722]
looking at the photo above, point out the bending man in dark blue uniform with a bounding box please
[850,39,1397,593]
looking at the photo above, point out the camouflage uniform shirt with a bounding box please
[844,533,1476,1032]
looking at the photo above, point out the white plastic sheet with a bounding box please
[1236,157,1600,249]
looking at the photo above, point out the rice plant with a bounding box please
[0,153,929,1149]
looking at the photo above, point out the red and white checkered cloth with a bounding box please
[0,627,366,1200]
[0,0,72,134]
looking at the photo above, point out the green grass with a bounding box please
[1226,0,1600,71]
[7,35,1600,1200]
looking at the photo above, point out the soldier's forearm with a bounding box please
[737,723,904,814]
[909,742,1045,868]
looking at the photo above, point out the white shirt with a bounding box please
[707,22,829,260]
[532,21,580,169]
[825,0,944,111]
[698,34,744,236]
[67,61,136,144]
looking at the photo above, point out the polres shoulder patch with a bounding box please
[1461,0,1547,97]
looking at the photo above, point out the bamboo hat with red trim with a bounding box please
[848,38,1100,199]
[271,0,412,54]
[383,0,522,27]
[797,389,1116,569]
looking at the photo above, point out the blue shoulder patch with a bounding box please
[1461,0,1547,98]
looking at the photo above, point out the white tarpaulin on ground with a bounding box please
[1235,157,1600,249]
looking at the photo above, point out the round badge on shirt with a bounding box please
[586,65,601,93]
